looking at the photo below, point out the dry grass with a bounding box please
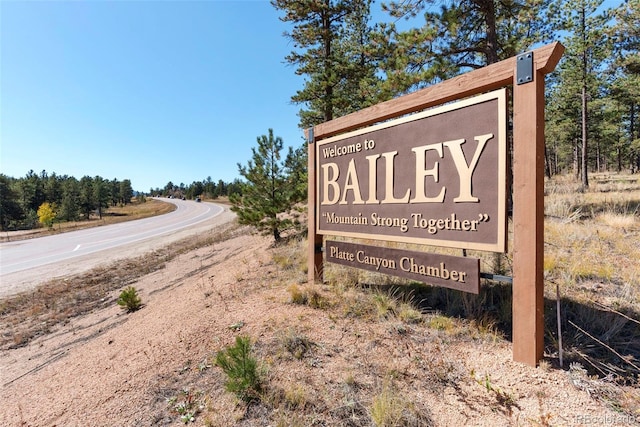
[1,173,639,424]
[543,173,640,387]
[0,222,244,350]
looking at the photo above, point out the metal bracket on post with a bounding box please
[307,127,315,145]
[516,52,534,85]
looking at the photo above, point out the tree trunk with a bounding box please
[480,0,499,64]
[574,141,580,180]
[631,102,639,173]
[322,2,333,122]
[544,146,552,178]
[581,84,589,188]
[580,7,589,189]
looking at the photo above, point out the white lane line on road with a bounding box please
[0,203,225,274]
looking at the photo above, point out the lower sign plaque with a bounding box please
[325,240,480,294]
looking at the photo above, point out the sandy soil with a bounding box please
[0,224,637,426]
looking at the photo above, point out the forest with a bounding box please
[0,171,136,231]
[2,0,637,231]
[0,171,241,231]
[147,178,242,201]
[271,0,638,187]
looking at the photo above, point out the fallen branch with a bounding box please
[568,320,640,372]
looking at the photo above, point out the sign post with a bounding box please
[307,128,323,283]
[512,53,548,365]
[307,42,564,366]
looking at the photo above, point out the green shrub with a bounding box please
[215,336,262,402]
[117,286,142,312]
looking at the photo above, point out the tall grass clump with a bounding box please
[544,173,640,391]
[369,379,432,426]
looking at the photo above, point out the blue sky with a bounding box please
[1,0,622,193]
[1,0,307,192]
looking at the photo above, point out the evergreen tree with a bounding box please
[44,172,63,207]
[216,179,227,198]
[163,181,176,198]
[60,177,81,222]
[284,142,308,206]
[119,179,134,204]
[19,170,46,216]
[93,176,110,219]
[547,0,611,185]
[608,0,640,171]
[204,176,216,199]
[371,0,552,96]
[79,176,96,220]
[230,129,302,242]
[272,0,379,127]
[110,179,121,206]
[0,174,24,231]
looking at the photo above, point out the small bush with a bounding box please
[372,292,398,319]
[281,329,314,360]
[287,284,331,309]
[117,286,142,312]
[397,302,422,324]
[214,335,263,402]
[287,284,307,305]
[284,384,307,409]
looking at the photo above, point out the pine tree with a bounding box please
[79,176,96,220]
[93,176,110,219]
[547,0,611,185]
[119,179,134,205]
[608,0,640,171]
[60,177,81,222]
[272,0,379,127]
[230,129,304,243]
[0,174,24,231]
[371,0,553,96]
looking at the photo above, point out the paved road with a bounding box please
[0,199,236,298]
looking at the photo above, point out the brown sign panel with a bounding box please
[325,240,480,294]
[316,89,507,253]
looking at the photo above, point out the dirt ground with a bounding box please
[0,225,637,426]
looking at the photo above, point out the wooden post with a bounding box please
[307,128,323,283]
[512,61,546,366]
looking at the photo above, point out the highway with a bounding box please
[0,198,235,298]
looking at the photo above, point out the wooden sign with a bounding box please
[326,240,480,293]
[308,42,565,367]
[316,90,507,253]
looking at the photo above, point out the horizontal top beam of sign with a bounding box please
[316,89,507,253]
[309,42,564,141]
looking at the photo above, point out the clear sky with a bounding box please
[1,0,622,193]
[1,0,307,192]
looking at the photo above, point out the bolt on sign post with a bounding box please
[307,42,564,366]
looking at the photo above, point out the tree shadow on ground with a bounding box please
[364,280,640,384]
